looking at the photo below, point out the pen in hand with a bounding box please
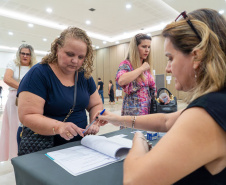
[83,109,106,134]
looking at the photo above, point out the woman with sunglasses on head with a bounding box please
[116,34,156,121]
[0,44,37,161]
[97,9,226,184]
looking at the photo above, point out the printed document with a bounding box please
[46,135,132,176]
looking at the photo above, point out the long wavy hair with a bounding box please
[41,27,94,79]
[162,9,226,103]
[125,33,152,81]
[14,44,37,67]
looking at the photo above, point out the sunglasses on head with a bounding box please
[175,11,202,41]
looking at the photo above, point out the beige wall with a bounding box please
[92,35,187,100]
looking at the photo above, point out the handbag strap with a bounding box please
[157,88,172,98]
[63,71,78,122]
[20,71,78,137]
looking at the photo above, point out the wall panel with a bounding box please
[91,35,186,100]
[103,48,110,97]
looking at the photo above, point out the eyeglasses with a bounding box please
[175,11,202,41]
[20,52,31,56]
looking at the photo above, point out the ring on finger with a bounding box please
[66,131,72,137]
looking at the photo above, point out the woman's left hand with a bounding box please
[84,124,100,136]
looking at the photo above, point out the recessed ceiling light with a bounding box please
[89,8,95,12]
[103,41,107,44]
[8,31,13,35]
[126,4,132,9]
[46,8,52,13]
[28,23,34,27]
[96,46,99,49]
[147,33,151,36]
[115,41,119,44]
[219,10,224,14]
[86,20,91,25]
[43,38,47,41]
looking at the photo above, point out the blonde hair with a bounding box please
[125,33,152,81]
[14,44,37,67]
[41,27,94,79]
[162,9,226,103]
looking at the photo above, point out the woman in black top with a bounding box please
[96,9,226,185]
[108,80,115,104]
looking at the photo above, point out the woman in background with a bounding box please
[108,80,115,104]
[0,44,37,161]
[116,33,156,117]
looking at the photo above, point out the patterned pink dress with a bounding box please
[116,60,156,116]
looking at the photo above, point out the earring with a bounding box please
[194,70,197,79]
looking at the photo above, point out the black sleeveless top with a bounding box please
[174,88,226,185]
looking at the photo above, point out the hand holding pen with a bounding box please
[83,109,106,134]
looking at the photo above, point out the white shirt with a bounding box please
[6,60,30,91]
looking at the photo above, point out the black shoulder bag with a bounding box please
[150,87,177,114]
[18,71,78,156]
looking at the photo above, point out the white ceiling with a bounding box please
[0,0,226,55]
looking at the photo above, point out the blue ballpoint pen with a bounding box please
[83,109,106,134]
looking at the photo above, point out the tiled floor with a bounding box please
[0,98,187,185]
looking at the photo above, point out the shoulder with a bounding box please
[28,63,49,74]
[24,63,51,82]
[6,60,16,70]
[118,60,133,71]
[80,72,96,85]
[119,60,131,66]
[80,73,96,95]
[188,88,226,108]
[186,88,226,131]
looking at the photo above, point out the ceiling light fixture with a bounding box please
[115,41,119,44]
[86,20,91,25]
[89,8,95,12]
[28,23,34,27]
[0,8,170,44]
[96,46,99,49]
[103,41,107,44]
[126,4,132,9]
[8,31,13,35]
[46,8,52,13]
[219,10,224,14]
[0,8,67,30]
[43,38,47,41]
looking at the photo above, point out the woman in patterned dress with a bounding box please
[116,34,156,117]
